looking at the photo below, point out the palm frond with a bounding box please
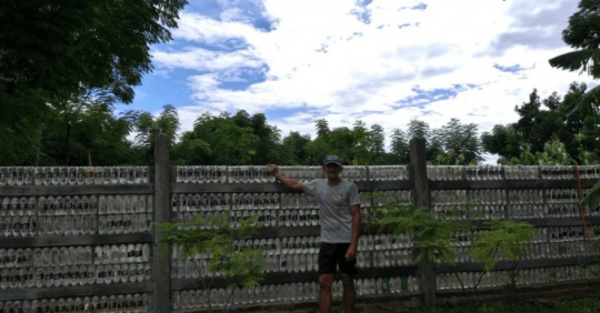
[564,84,600,116]
[549,49,600,115]
[549,49,600,74]
[581,179,600,211]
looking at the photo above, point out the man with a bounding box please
[267,155,361,313]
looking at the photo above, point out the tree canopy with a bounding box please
[549,0,600,114]
[482,83,600,165]
[0,0,188,165]
[2,80,600,167]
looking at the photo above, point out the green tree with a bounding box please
[549,0,600,114]
[561,82,600,163]
[481,125,522,163]
[514,90,543,151]
[390,129,410,164]
[407,119,445,162]
[171,131,212,165]
[315,119,330,138]
[247,113,287,165]
[36,101,135,166]
[368,124,387,164]
[282,131,311,165]
[513,90,567,155]
[180,110,288,165]
[304,119,341,165]
[174,112,259,165]
[232,110,252,128]
[407,119,431,141]
[350,120,371,164]
[430,118,481,165]
[306,121,388,165]
[481,85,600,165]
[49,90,128,165]
[0,0,188,165]
[327,126,358,163]
[535,137,576,165]
[304,135,330,165]
[125,104,180,164]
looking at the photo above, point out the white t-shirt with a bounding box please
[302,179,361,243]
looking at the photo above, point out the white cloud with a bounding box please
[152,48,263,71]
[170,13,257,44]
[146,0,589,155]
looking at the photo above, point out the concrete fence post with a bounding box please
[153,134,171,313]
[409,138,436,306]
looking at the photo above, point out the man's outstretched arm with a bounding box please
[267,164,304,191]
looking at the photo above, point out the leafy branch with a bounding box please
[471,220,535,271]
[367,192,535,305]
[155,211,265,311]
[372,195,475,266]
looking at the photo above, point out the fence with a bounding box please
[1,136,600,312]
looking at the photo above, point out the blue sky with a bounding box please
[116,0,594,160]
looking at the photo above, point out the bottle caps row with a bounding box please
[1,263,152,289]
[176,165,267,184]
[173,210,319,228]
[174,249,414,278]
[432,203,589,220]
[174,165,411,184]
[0,167,149,186]
[170,193,318,211]
[171,237,321,260]
[428,165,600,181]
[0,213,153,237]
[0,244,151,268]
[3,188,584,218]
[430,189,582,205]
[172,276,419,310]
[0,293,151,313]
[0,195,153,216]
[3,164,599,187]
[170,191,411,213]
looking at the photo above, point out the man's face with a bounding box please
[322,163,343,179]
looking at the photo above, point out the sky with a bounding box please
[115,0,595,161]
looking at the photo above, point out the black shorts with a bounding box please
[318,243,358,276]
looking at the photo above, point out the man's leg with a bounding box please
[341,273,355,313]
[319,273,334,313]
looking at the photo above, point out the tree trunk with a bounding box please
[32,127,42,166]
[65,122,71,165]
